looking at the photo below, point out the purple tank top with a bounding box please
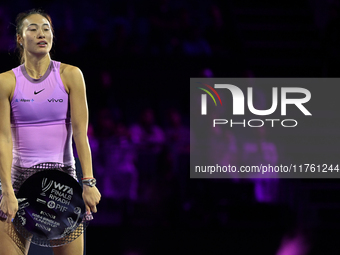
[11,60,75,168]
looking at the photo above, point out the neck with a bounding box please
[24,53,51,79]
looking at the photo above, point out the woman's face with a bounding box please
[18,14,53,57]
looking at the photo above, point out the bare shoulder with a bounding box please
[60,63,85,93]
[0,70,15,86]
[0,70,15,99]
[60,63,83,78]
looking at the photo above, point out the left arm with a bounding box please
[61,64,101,214]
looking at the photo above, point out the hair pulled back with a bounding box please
[15,9,54,64]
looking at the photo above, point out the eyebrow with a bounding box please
[27,23,50,27]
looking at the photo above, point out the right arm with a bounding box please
[0,71,17,223]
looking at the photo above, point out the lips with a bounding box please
[37,41,47,45]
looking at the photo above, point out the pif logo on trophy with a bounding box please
[40,178,74,212]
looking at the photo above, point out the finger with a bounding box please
[85,204,91,214]
[91,205,97,213]
[6,215,13,224]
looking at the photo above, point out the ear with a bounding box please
[17,34,23,46]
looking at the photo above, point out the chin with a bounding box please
[36,49,51,55]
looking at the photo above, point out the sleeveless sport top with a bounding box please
[10,60,75,168]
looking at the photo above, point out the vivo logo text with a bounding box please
[47,98,64,103]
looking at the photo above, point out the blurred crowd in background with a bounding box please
[0,0,239,57]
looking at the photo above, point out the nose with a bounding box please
[37,28,45,38]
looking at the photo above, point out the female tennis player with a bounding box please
[0,9,101,255]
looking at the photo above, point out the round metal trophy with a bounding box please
[13,169,88,247]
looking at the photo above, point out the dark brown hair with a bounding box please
[15,9,54,64]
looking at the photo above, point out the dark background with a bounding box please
[1,0,340,254]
